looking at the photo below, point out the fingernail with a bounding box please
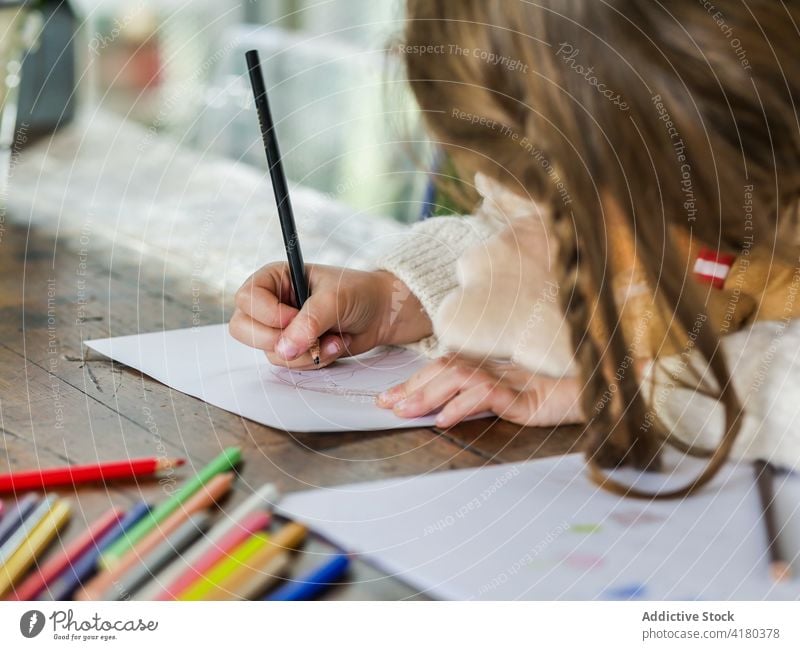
[377,386,402,407]
[324,339,340,356]
[276,337,299,360]
[394,395,418,415]
[435,413,448,428]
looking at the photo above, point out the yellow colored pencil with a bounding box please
[179,522,307,601]
[178,532,271,600]
[0,499,71,597]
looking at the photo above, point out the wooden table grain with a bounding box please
[0,222,584,600]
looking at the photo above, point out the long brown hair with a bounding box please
[403,0,800,497]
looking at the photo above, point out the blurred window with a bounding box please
[76,0,428,222]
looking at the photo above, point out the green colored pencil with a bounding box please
[100,447,241,567]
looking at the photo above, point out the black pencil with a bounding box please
[753,459,791,583]
[245,49,321,365]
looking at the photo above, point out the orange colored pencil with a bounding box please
[9,507,124,600]
[0,458,185,492]
[77,472,234,600]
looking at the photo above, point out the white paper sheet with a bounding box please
[277,454,800,600]
[86,324,443,432]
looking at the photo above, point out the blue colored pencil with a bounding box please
[265,553,350,601]
[0,494,38,547]
[43,501,151,601]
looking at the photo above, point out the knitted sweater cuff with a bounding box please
[376,215,502,356]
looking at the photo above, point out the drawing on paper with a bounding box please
[604,583,647,600]
[609,510,667,527]
[570,523,603,535]
[268,346,414,400]
[563,552,605,570]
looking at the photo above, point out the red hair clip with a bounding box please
[693,248,737,289]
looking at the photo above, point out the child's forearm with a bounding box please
[374,271,433,346]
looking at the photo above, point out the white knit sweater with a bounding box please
[378,174,800,471]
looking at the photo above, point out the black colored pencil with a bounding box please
[245,49,320,364]
[753,459,791,583]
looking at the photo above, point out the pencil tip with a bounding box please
[156,457,186,471]
[770,561,793,583]
[313,357,320,366]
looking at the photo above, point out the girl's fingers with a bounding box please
[318,333,351,363]
[434,378,578,428]
[392,364,492,418]
[275,292,341,361]
[229,309,281,350]
[435,383,518,428]
[239,286,299,328]
[232,303,354,369]
[375,386,404,408]
[377,357,463,408]
[376,357,586,428]
[375,361,442,408]
[266,334,352,370]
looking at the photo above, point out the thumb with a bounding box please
[275,293,338,360]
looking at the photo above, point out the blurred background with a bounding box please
[1,0,439,290]
[78,0,428,222]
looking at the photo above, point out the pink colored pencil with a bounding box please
[8,507,124,601]
[155,510,271,600]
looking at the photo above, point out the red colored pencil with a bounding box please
[8,506,124,600]
[0,458,185,493]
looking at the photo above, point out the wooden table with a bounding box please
[0,221,584,599]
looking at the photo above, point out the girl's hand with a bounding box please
[376,357,584,428]
[229,263,431,370]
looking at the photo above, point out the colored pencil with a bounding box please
[754,459,792,582]
[245,49,320,365]
[134,483,279,600]
[0,495,57,564]
[177,532,271,601]
[179,522,307,601]
[266,553,350,601]
[108,513,211,601]
[79,472,234,600]
[100,447,241,566]
[0,499,71,597]
[0,494,38,547]
[43,501,151,601]
[9,507,123,601]
[229,552,292,601]
[220,522,306,600]
[0,458,185,493]
[154,510,271,600]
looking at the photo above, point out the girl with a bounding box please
[230,0,800,496]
